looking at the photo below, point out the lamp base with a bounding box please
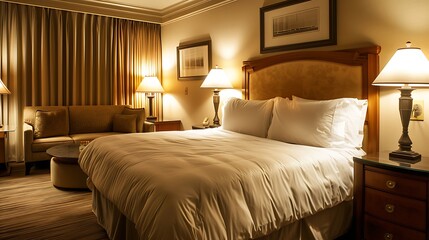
[389,150,421,163]
[146,116,157,122]
[209,123,220,128]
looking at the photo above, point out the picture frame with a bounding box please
[177,40,212,80]
[260,0,337,53]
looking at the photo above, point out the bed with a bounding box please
[79,46,380,240]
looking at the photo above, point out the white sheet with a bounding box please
[79,129,362,240]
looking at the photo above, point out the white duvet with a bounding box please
[79,129,361,240]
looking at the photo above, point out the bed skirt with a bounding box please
[91,186,352,240]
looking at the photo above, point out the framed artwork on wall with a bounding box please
[177,40,212,80]
[260,0,337,53]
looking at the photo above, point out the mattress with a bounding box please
[79,128,363,239]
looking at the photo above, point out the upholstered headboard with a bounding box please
[242,46,380,153]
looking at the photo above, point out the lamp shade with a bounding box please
[201,66,233,89]
[373,42,429,86]
[0,79,11,94]
[136,76,164,93]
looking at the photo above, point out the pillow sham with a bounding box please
[267,97,340,148]
[222,97,274,138]
[292,96,368,148]
[34,110,68,138]
[113,114,137,133]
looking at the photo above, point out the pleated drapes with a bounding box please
[0,2,162,162]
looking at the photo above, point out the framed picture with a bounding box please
[260,0,336,53]
[177,40,212,80]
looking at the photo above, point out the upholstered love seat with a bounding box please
[23,105,154,175]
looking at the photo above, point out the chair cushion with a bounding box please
[113,114,137,133]
[32,136,74,152]
[70,132,122,142]
[122,107,145,132]
[34,110,68,139]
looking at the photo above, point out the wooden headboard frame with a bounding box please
[242,46,380,153]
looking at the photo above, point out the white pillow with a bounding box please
[293,96,368,148]
[267,97,340,148]
[222,98,274,138]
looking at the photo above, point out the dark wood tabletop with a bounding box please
[46,143,80,162]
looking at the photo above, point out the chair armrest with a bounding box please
[143,121,155,132]
[24,123,34,162]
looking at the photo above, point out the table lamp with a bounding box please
[0,79,11,128]
[373,42,429,162]
[201,66,232,127]
[136,76,164,122]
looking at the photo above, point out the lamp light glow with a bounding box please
[373,42,429,162]
[136,76,165,93]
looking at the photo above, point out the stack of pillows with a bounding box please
[222,96,368,149]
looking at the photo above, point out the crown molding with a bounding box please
[1,0,236,24]
[161,0,237,25]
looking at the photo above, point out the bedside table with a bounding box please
[0,125,15,177]
[353,152,429,240]
[153,120,181,131]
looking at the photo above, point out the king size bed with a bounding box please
[79,46,380,240]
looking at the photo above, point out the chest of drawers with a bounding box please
[354,153,429,240]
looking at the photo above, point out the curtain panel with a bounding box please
[0,2,162,162]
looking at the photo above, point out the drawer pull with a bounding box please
[385,204,395,213]
[384,233,393,240]
[386,180,396,189]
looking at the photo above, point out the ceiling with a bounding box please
[3,0,237,24]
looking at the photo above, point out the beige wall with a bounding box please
[161,0,262,131]
[161,0,429,156]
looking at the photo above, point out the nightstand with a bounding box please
[0,125,15,176]
[153,120,181,131]
[353,152,429,240]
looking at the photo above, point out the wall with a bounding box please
[161,0,262,130]
[161,0,429,156]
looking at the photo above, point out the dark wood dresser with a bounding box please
[153,120,181,131]
[354,152,429,240]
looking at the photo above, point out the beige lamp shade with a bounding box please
[136,76,164,93]
[372,42,429,87]
[201,66,233,89]
[0,79,11,94]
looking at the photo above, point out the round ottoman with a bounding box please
[47,143,88,190]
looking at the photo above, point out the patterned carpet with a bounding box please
[0,164,109,240]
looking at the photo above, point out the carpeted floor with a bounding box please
[0,164,109,240]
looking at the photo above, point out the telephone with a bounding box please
[202,117,209,126]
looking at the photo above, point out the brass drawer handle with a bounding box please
[384,232,393,240]
[385,204,395,213]
[386,180,396,189]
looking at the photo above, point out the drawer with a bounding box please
[365,187,426,231]
[365,214,426,240]
[365,168,427,200]
[154,120,181,131]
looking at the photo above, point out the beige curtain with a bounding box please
[0,2,162,162]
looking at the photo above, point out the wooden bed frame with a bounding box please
[242,46,380,153]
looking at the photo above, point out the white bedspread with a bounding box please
[79,129,361,240]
